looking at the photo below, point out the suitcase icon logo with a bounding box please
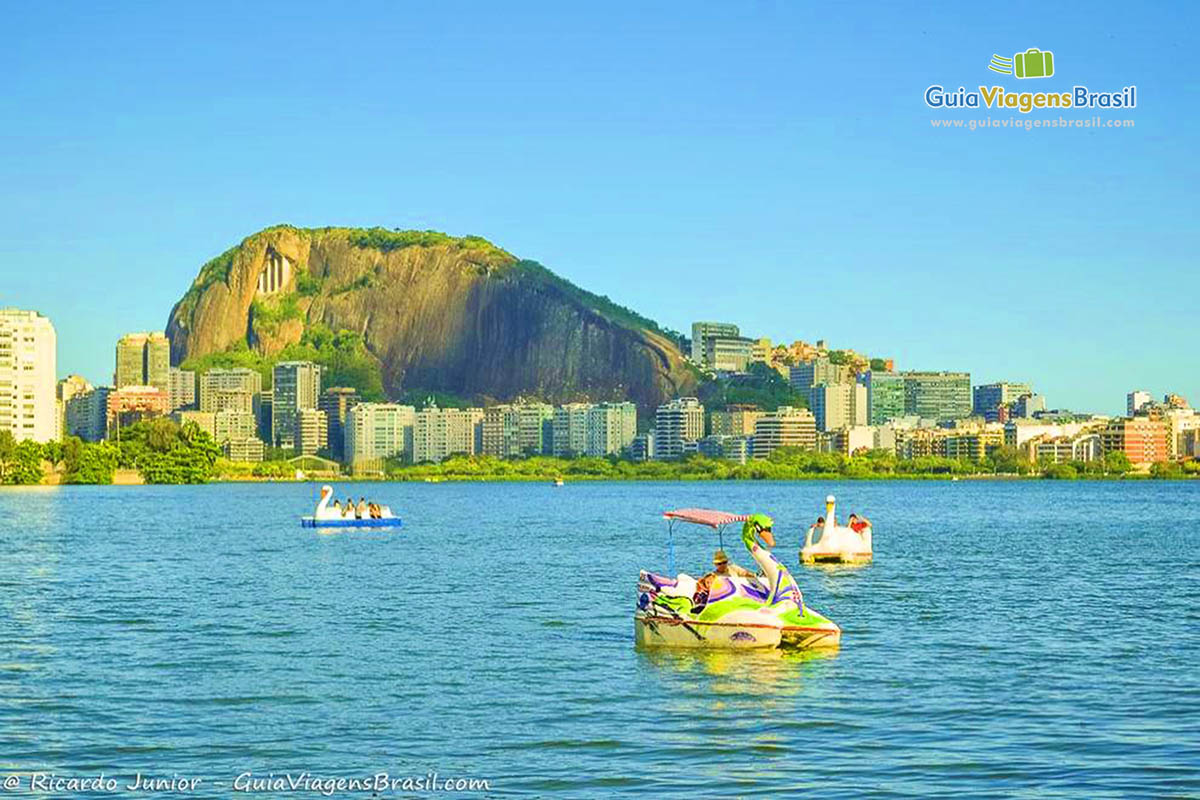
[988,48,1055,79]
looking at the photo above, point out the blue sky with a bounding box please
[1,1,1195,414]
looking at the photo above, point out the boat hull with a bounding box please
[801,524,872,565]
[800,549,873,565]
[301,516,403,529]
[634,613,782,649]
[780,608,842,648]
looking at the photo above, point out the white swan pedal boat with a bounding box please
[800,495,872,564]
[301,485,403,529]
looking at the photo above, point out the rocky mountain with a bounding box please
[166,226,696,411]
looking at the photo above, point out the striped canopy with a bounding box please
[662,509,749,529]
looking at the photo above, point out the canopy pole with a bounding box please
[718,525,725,551]
[667,521,676,576]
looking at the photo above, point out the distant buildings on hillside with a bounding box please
[4,306,1199,475]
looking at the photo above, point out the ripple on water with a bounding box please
[0,480,1197,797]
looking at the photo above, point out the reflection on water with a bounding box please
[639,644,838,679]
[638,646,839,703]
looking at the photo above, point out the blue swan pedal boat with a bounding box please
[301,485,403,529]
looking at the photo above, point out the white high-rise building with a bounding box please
[0,309,57,443]
[518,403,554,455]
[809,382,867,432]
[586,402,638,456]
[213,410,259,443]
[413,405,483,464]
[296,408,328,456]
[654,397,705,460]
[751,407,817,459]
[1127,390,1152,417]
[168,367,197,412]
[482,405,523,458]
[552,403,592,457]
[690,321,741,365]
[346,403,417,470]
[200,368,263,411]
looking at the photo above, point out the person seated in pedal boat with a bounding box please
[690,549,758,612]
[713,548,756,580]
[849,513,871,533]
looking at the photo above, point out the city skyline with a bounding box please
[10,304,1197,473]
[3,3,1196,414]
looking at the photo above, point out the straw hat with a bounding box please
[713,549,729,565]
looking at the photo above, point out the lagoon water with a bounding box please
[2,480,1198,798]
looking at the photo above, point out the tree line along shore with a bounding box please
[2,419,1197,486]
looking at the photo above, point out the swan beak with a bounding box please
[760,529,775,548]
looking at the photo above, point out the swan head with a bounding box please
[825,494,836,515]
[320,485,333,500]
[745,512,775,548]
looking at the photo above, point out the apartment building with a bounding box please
[272,361,321,449]
[0,309,57,443]
[346,403,416,471]
[115,332,169,391]
[654,397,705,460]
[751,406,816,459]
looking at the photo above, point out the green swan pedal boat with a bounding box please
[636,509,841,650]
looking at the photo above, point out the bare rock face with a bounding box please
[166,226,696,411]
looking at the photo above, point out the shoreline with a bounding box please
[8,473,1181,487]
[214,474,1185,483]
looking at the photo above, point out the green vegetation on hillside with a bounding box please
[181,324,385,400]
[698,362,808,411]
[330,264,381,295]
[180,341,270,383]
[171,244,240,322]
[249,292,304,333]
[295,271,323,297]
[506,259,679,338]
[344,227,514,261]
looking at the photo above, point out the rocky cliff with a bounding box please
[166,226,696,411]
